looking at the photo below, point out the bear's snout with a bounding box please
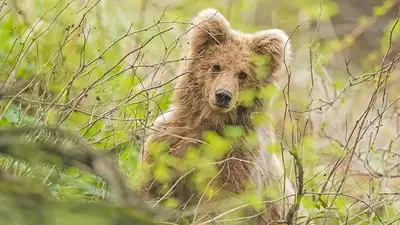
[215,89,232,108]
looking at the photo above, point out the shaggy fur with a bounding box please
[140,8,296,224]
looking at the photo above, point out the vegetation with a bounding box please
[0,0,399,224]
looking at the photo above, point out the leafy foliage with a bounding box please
[0,0,400,224]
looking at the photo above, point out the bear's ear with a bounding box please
[251,29,292,74]
[188,8,231,56]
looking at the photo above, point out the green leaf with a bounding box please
[3,105,21,124]
[223,125,244,138]
[238,88,257,107]
[153,163,171,183]
[202,131,231,159]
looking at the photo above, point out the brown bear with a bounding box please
[140,8,297,225]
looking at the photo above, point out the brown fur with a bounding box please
[140,8,296,224]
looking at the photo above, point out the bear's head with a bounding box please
[174,8,291,126]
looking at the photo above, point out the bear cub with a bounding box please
[140,8,296,224]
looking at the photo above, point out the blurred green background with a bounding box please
[0,0,400,224]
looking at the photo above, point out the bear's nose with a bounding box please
[215,89,232,107]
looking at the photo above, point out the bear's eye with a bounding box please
[212,65,221,73]
[238,71,248,80]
